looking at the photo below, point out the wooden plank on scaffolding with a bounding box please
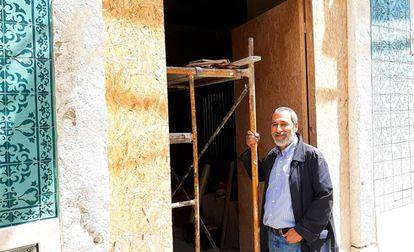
[171,200,195,209]
[169,133,192,144]
[230,56,262,67]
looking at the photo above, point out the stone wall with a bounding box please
[311,0,351,250]
[53,0,110,251]
[103,0,172,251]
[347,0,377,250]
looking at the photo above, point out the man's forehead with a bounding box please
[271,112,292,122]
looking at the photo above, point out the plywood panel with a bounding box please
[103,0,173,251]
[232,0,308,250]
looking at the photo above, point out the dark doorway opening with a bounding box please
[164,1,288,251]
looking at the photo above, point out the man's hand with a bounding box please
[284,228,302,244]
[246,130,260,148]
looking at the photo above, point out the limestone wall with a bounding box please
[347,1,377,251]
[311,0,351,250]
[53,0,110,251]
[103,0,172,251]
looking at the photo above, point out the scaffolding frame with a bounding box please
[168,38,261,252]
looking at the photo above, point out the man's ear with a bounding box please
[294,124,299,132]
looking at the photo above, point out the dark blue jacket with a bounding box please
[240,133,338,252]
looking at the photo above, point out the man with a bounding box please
[241,107,337,252]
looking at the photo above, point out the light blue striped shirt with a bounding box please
[263,135,298,229]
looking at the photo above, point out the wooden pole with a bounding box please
[248,37,260,252]
[189,75,200,252]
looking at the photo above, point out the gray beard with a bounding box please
[273,132,296,147]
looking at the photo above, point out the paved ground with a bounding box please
[376,204,414,251]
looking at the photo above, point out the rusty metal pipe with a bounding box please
[189,75,201,252]
[170,169,219,250]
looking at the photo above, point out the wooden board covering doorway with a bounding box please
[232,0,311,250]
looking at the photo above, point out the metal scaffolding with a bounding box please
[168,38,261,252]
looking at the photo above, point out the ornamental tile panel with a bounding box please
[372,0,414,216]
[0,0,56,228]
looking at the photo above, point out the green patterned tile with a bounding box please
[4,22,33,58]
[34,22,50,59]
[40,200,55,219]
[0,94,6,129]
[4,0,32,24]
[0,211,14,226]
[36,59,50,93]
[5,207,40,225]
[37,93,52,127]
[34,0,49,25]
[0,163,39,212]
[39,161,55,196]
[0,25,4,57]
[4,57,34,93]
[0,58,5,92]
[0,142,6,164]
[38,127,53,160]
[5,93,36,128]
[0,165,8,201]
[8,162,39,200]
[7,127,37,163]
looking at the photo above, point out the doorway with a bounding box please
[163,0,315,251]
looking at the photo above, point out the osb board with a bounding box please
[103,0,172,251]
[232,0,308,250]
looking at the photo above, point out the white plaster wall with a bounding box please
[347,0,377,251]
[53,0,110,251]
[0,219,61,251]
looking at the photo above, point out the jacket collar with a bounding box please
[292,133,306,162]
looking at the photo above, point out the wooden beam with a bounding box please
[171,200,195,209]
[167,67,244,78]
[169,133,192,144]
[230,56,262,67]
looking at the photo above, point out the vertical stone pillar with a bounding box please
[347,0,377,251]
[53,0,110,251]
[311,0,351,250]
[103,0,172,251]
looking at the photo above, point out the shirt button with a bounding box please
[272,200,275,203]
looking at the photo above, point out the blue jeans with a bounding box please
[268,229,301,252]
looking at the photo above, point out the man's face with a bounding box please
[271,111,298,149]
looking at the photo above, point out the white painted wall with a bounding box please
[0,219,61,251]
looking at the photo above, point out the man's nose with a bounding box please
[275,125,282,132]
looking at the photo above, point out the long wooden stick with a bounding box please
[248,38,260,252]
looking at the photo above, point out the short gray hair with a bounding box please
[273,107,298,125]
